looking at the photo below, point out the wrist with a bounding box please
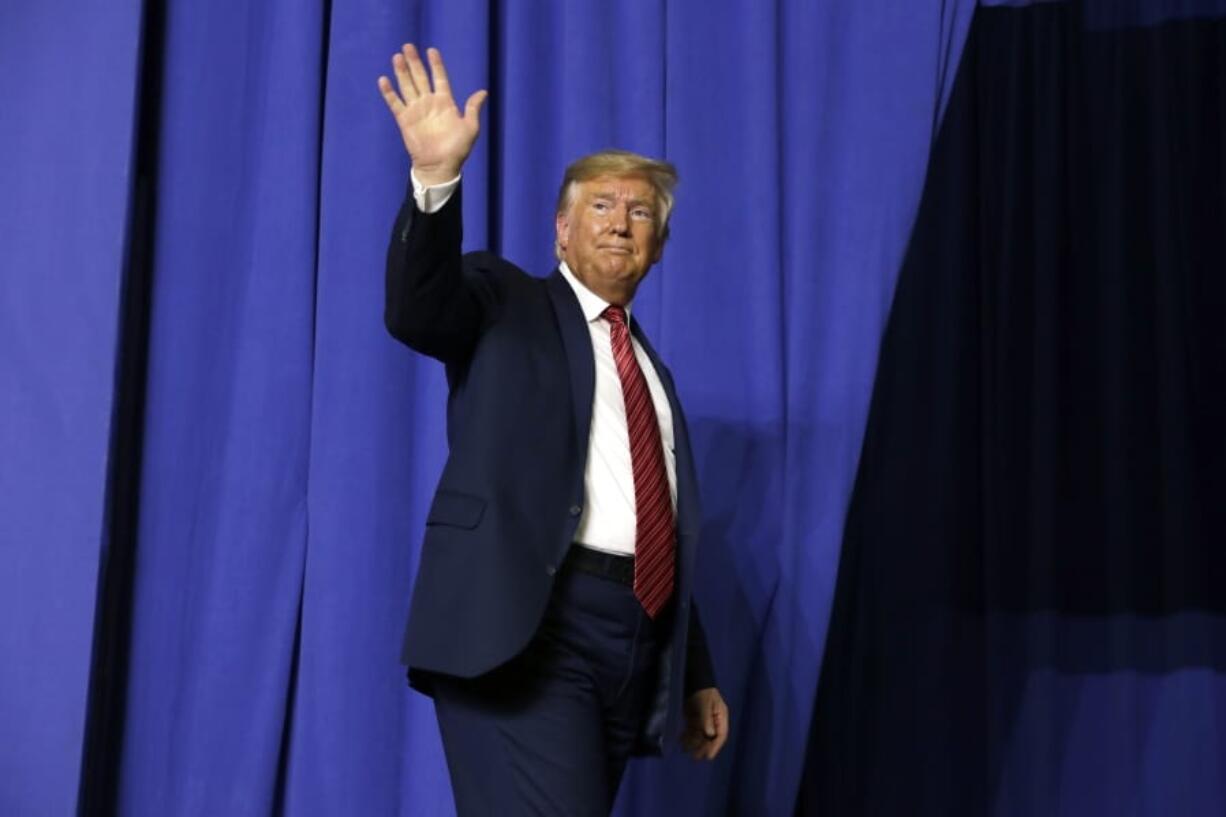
[412,163,462,187]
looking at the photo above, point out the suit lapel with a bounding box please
[546,270,596,458]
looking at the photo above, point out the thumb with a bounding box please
[703,701,717,738]
[464,89,488,124]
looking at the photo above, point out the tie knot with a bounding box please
[603,305,627,326]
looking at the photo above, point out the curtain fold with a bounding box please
[113,1,327,813]
[0,4,145,816]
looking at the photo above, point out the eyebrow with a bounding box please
[590,192,654,208]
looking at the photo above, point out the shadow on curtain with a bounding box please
[801,2,1226,815]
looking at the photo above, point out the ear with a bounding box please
[555,211,570,253]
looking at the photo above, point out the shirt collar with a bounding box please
[559,261,632,324]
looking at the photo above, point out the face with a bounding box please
[555,174,664,305]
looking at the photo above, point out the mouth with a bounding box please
[598,246,633,255]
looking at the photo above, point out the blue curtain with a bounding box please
[0,3,144,816]
[1,1,973,814]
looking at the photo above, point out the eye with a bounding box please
[592,201,611,213]
[630,207,653,221]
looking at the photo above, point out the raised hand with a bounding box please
[377,44,488,185]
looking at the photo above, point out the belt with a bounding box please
[562,544,634,587]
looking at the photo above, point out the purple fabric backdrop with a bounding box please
[0,3,144,815]
[1,1,972,814]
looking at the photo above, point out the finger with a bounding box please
[703,701,718,738]
[403,43,431,98]
[393,52,419,100]
[708,725,728,759]
[427,47,452,97]
[377,76,405,114]
[464,89,488,125]
[710,708,730,757]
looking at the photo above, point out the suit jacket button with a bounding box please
[568,505,582,516]
[545,564,557,576]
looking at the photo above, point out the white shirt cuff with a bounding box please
[410,170,461,213]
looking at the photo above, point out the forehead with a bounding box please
[576,174,657,202]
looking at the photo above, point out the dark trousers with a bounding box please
[432,550,663,816]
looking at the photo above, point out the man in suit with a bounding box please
[377,43,729,815]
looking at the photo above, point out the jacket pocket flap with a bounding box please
[425,490,486,529]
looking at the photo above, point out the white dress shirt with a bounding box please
[412,171,678,556]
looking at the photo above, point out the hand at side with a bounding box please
[681,687,730,761]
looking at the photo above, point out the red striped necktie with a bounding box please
[602,305,675,618]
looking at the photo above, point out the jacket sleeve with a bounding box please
[384,182,498,364]
[684,602,718,694]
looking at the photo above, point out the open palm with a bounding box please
[378,44,487,184]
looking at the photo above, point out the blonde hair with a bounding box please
[554,150,678,259]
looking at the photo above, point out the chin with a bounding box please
[598,262,631,279]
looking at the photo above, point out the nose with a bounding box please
[608,204,630,234]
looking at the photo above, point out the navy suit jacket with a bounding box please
[385,184,715,754]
